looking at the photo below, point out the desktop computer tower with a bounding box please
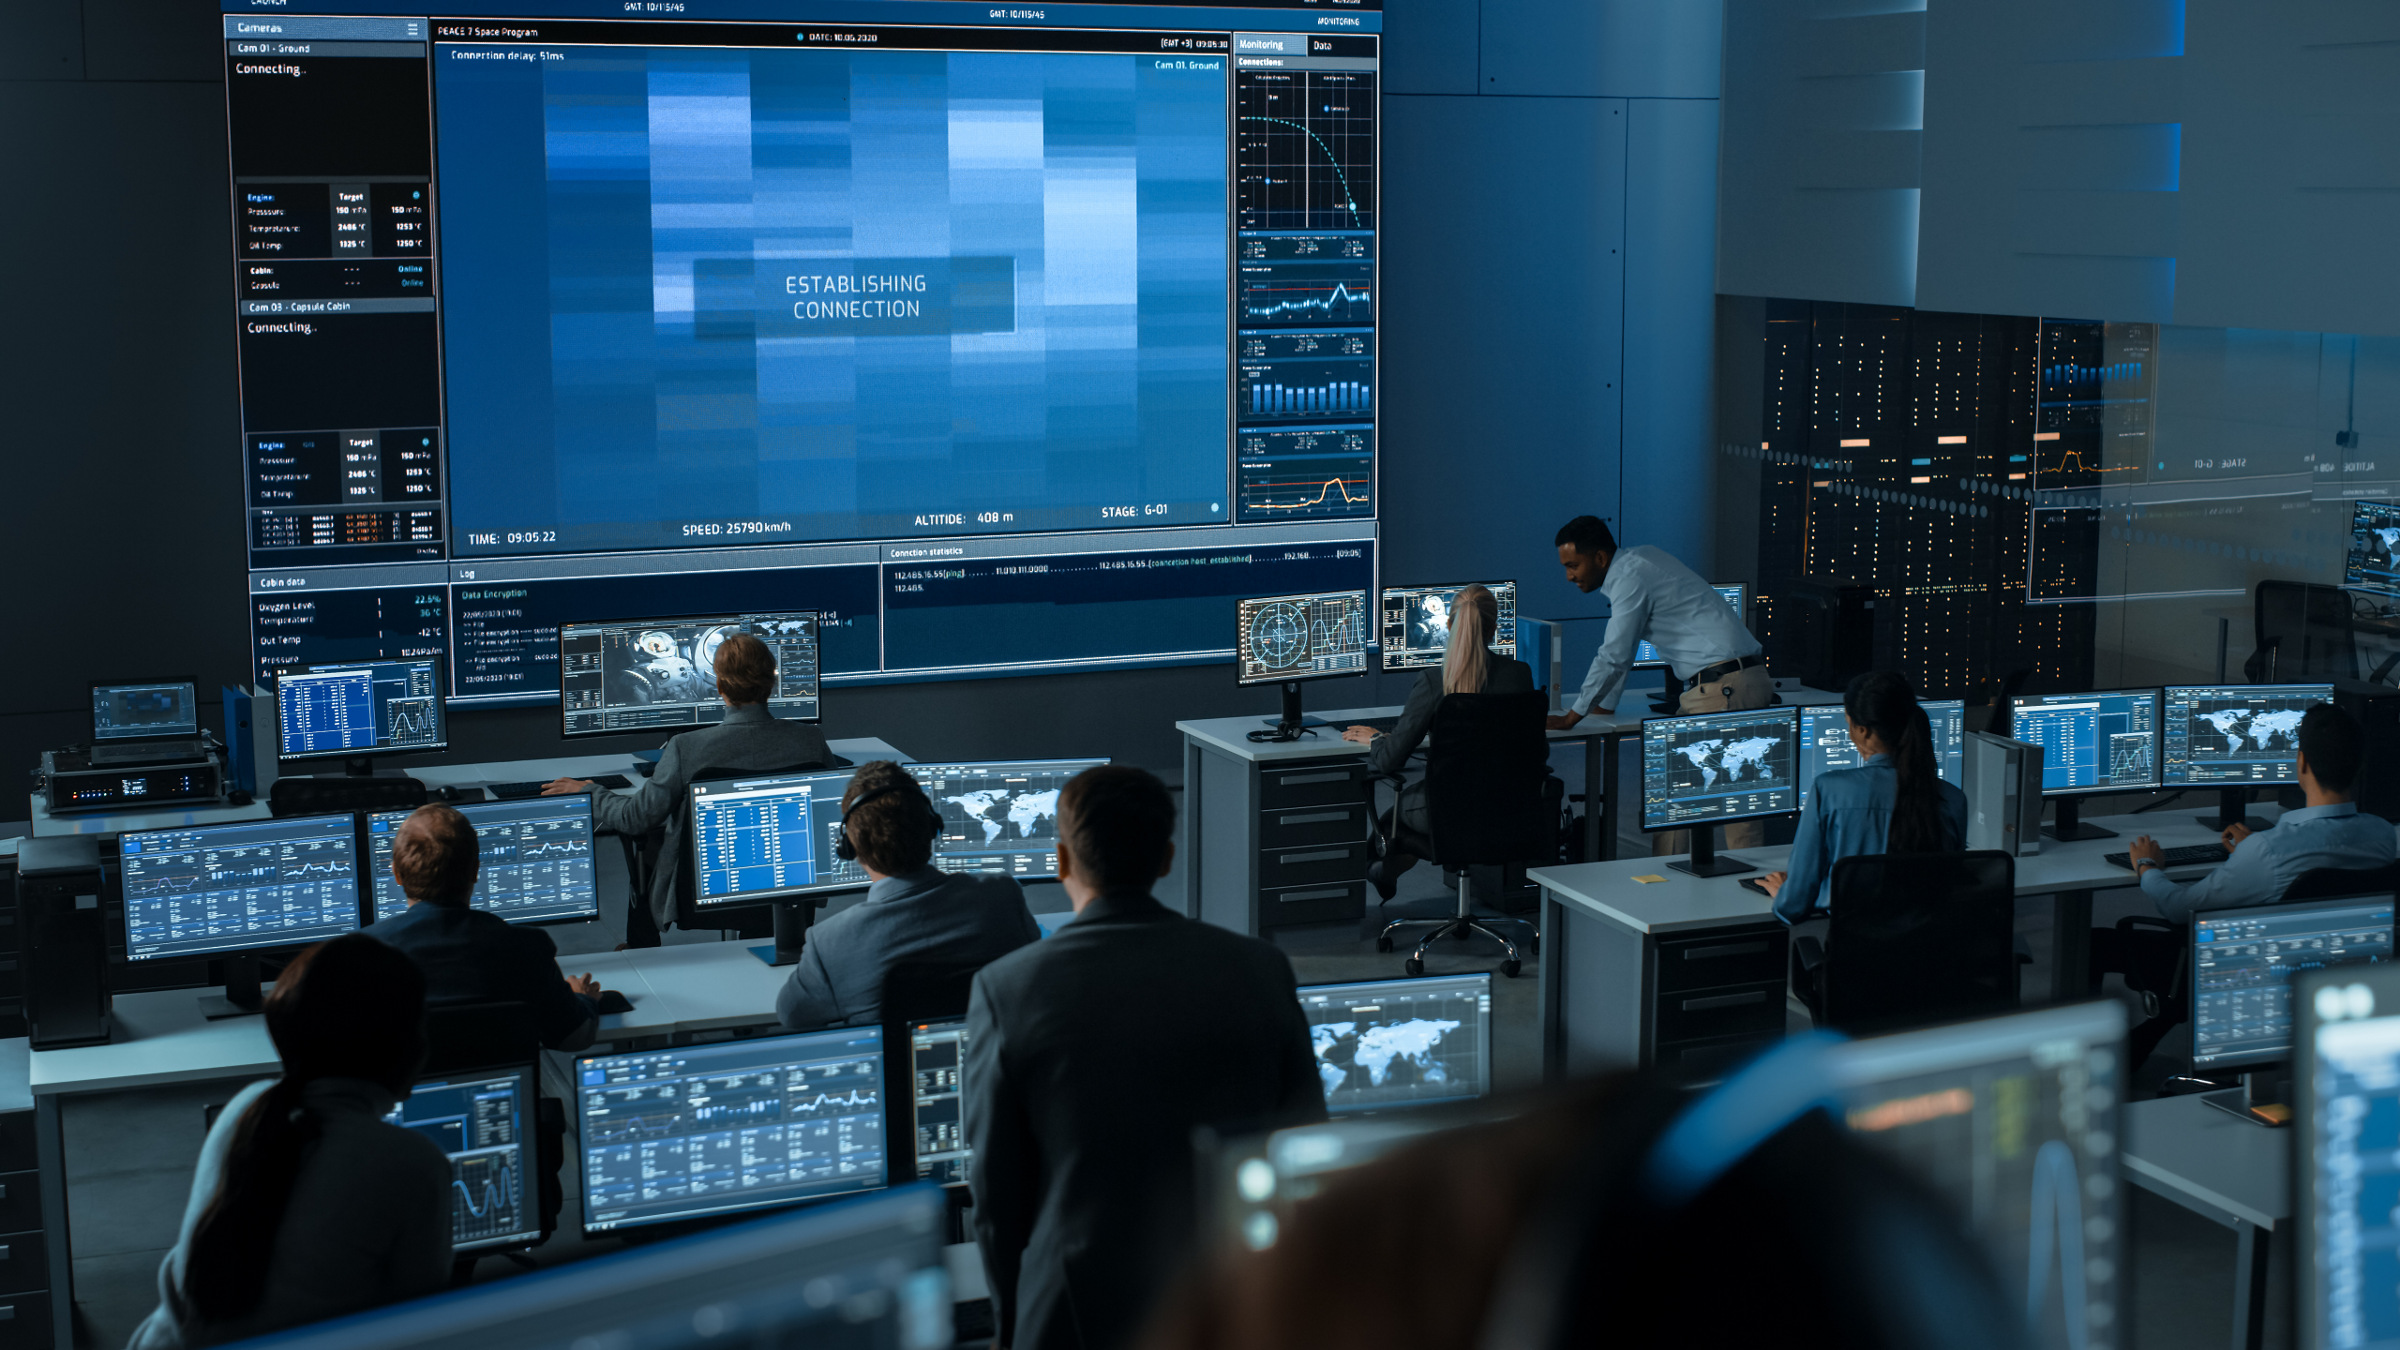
[221,684,256,798]
[16,837,112,1049]
[2335,681,2400,823]
[1964,732,2043,857]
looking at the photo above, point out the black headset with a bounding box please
[834,779,945,862]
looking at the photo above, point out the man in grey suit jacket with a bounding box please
[966,766,1324,1350]
[545,632,830,942]
[776,761,1040,1029]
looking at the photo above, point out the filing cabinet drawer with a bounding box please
[0,960,22,1001]
[1652,928,1786,996]
[1261,880,1364,927]
[0,1232,46,1296]
[0,1118,32,1177]
[1655,1030,1785,1083]
[1258,840,1372,891]
[1652,980,1786,1047]
[0,1290,52,1350]
[1257,800,1369,850]
[1259,764,1366,810]
[0,1176,38,1240]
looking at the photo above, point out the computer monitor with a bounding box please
[1377,581,1518,672]
[689,767,866,908]
[383,1064,546,1253]
[577,1025,888,1235]
[365,795,600,925]
[559,610,822,737]
[1298,973,1492,1115]
[902,1016,971,1186]
[917,758,1107,879]
[2296,962,2400,1349]
[200,1187,952,1350]
[2006,688,2161,840]
[2163,683,2335,830]
[1204,1100,1524,1254]
[1235,589,1370,740]
[1797,698,1966,813]
[275,658,446,775]
[1829,1001,2128,1350]
[2342,498,2400,597]
[118,813,365,1017]
[1633,583,1747,669]
[1639,705,1800,877]
[90,679,200,746]
[2191,894,2395,1080]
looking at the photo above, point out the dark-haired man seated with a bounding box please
[775,761,1040,1030]
[966,765,1324,1350]
[366,803,606,1051]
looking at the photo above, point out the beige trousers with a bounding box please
[1652,663,1780,854]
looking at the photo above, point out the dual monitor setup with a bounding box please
[1644,682,2334,879]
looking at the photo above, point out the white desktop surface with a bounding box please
[1529,807,2276,937]
[616,940,792,1033]
[2122,1094,2287,1231]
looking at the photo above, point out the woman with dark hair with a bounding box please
[131,935,453,1348]
[1758,670,1969,925]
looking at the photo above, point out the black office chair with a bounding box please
[2284,860,2400,904]
[1792,851,2017,1035]
[421,1001,564,1262]
[881,960,981,1026]
[2246,579,2362,683]
[269,774,426,818]
[1371,690,1552,978]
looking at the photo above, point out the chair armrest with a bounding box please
[2116,915,2180,935]
[1794,934,1825,973]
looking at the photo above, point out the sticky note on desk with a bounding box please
[1632,874,1668,884]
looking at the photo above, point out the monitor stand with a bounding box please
[198,952,267,1020]
[2200,1067,2292,1127]
[747,900,817,967]
[1668,825,1754,879]
[2041,796,2118,843]
[2196,786,2273,835]
[1248,681,1329,743]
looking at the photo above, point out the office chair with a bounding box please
[881,960,982,1025]
[422,1001,564,1267]
[1791,851,2016,1035]
[269,774,426,818]
[1371,690,1552,978]
[2246,579,2361,683]
[2284,860,2400,904]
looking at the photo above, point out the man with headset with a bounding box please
[774,760,1042,1030]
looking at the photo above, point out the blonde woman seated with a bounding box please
[1344,584,1536,899]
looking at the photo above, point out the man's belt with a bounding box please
[1683,653,1768,691]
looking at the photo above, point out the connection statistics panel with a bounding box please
[224,0,1383,698]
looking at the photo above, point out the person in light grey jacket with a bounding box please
[777,761,1040,1029]
[130,935,452,1349]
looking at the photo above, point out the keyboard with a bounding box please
[1348,716,1402,733]
[2103,844,2230,871]
[486,774,632,799]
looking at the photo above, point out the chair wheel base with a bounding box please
[1403,957,1424,977]
[1502,959,1521,978]
[1375,935,1393,952]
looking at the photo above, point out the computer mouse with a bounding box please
[596,989,634,1014]
[434,784,463,803]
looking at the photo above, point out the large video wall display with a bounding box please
[226,0,1381,699]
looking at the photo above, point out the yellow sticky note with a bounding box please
[1632,874,1668,884]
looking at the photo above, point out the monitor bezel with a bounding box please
[1234,588,1373,688]
[1637,704,1803,833]
[2189,891,2399,1073]
[574,1025,893,1238]
[274,658,451,764]
[366,795,603,927]
[2159,682,2336,788]
[686,766,867,908]
[2295,961,2400,1350]
[1296,971,1495,1117]
[557,608,824,738]
[400,1062,548,1253]
[2010,687,2164,800]
[117,810,369,963]
[88,677,202,745]
[2341,498,2400,598]
[892,1014,973,1188]
[1375,579,1519,673]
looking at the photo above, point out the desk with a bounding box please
[2123,1094,2287,1350]
[1529,808,2261,1079]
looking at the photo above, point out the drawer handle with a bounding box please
[1683,941,1769,962]
[1276,810,1351,826]
[1274,771,1350,787]
[1278,887,1350,903]
[1681,991,1767,1012]
[1276,848,1352,865]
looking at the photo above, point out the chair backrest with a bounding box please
[423,1000,544,1075]
[269,774,426,818]
[2247,579,2358,682]
[2283,860,2400,905]
[880,960,983,1026]
[1823,851,2018,1035]
[1420,690,1554,868]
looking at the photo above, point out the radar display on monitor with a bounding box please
[1378,581,1517,671]
[2344,500,2400,597]
[1299,973,1491,1115]
[1236,590,1369,684]
[2162,684,2332,786]
[1639,705,1800,830]
[560,611,820,736]
[915,759,1107,879]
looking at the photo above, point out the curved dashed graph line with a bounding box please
[1240,116,1365,224]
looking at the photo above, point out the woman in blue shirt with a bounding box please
[1758,671,1970,925]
